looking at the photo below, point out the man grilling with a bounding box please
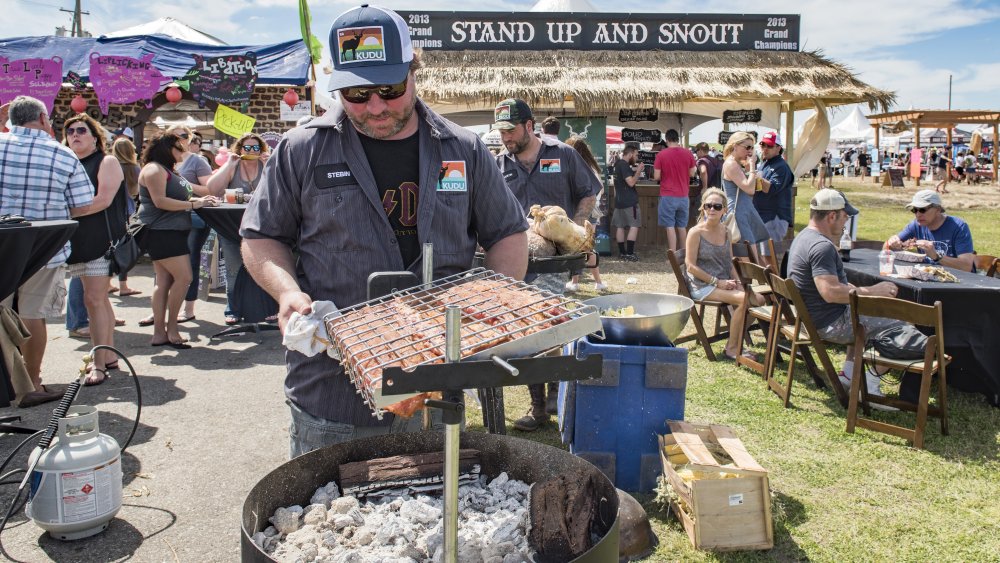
[493,98,600,431]
[241,5,528,458]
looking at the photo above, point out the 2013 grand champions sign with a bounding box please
[396,12,799,51]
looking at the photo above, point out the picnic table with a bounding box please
[843,248,1000,406]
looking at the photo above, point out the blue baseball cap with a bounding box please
[328,5,414,92]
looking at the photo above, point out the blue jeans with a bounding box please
[65,276,88,330]
[287,399,451,459]
[186,213,211,302]
[219,235,244,318]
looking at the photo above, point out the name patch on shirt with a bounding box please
[502,167,517,182]
[314,163,355,189]
[437,161,468,192]
[539,158,561,173]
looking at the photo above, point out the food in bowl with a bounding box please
[602,305,641,318]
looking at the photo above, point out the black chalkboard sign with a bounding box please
[637,150,657,165]
[888,168,905,188]
[621,128,662,143]
[723,109,763,124]
[180,52,258,108]
[618,108,659,122]
[719,130,758,145]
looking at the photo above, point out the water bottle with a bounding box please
[839,230,852,262]
[879,248,894,276]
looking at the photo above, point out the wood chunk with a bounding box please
[529,469,598,562]
[339,449,481,489]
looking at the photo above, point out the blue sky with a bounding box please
[5,0,1000,138]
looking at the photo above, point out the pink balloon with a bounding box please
[215,152,228,167]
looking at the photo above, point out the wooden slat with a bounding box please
[667,421,718,467]
[710,425,766,472]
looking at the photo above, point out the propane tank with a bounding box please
[26,405,123,540]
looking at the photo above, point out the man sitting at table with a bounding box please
[885,190,975,272]
[788,189,905,407]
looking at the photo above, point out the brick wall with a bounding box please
[51,85,310,147]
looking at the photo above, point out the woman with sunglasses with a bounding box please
[721,132,771,246]
[206,133,269,325]
[137,133,219,349]
[685,187,760,361]
[62,114,126,385]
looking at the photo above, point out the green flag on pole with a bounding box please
[298,0,323,64]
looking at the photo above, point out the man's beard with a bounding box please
[346,96,417,140]
[503,131,531,155]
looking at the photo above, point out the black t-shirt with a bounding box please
[613,160,639,209]
[358,132,421,267]
[68,151,128,264]
[857,153,869,167]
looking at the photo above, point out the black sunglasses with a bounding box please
[66,126,90,136]
[242,144,261,152]
[339,78,408,104]
[703,203,725,211]
[911,206,931,214]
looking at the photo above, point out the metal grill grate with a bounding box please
[324,268,603,417]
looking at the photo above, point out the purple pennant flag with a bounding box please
[89,53,170,115]
[0,57,63,113]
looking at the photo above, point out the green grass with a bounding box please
[462,179,1000,560]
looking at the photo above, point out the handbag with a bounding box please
[723,185,742,242]
[871,324,928,360]
[103,210,141,276]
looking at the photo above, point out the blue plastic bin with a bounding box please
[559,336,687,492]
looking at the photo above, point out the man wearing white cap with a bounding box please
[885,190,975,272]
[241,5,528,457]
[787,189,904,406]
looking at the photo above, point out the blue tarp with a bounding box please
[0,35,310,85]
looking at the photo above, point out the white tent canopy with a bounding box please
[102,17,227,45]
[829,106,874,141]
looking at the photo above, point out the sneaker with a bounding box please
[838,371,898,411]
[625,253,640,262]
[594,283,608,292]
[513,408,548,432]
[564,281,579,292]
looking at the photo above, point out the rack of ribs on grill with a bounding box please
[324,270,601,419]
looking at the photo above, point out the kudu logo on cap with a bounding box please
[328,5,414,91]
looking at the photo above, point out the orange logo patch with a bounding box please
[337,26,385,64]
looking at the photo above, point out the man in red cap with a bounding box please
[754,131,794,245]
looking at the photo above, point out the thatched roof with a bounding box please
[416,49,895,115]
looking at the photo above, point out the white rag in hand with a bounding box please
[282,301,341,359]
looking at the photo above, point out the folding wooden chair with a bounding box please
[765,273,848,407]
[973,254,997,277]
[846,290,950,449]
[732,258,776,376]
[667,248,731,361]
[765,239,791,278]
[990,258,1000,279]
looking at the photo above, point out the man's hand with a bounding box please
[278,291,313,334]
[912,239,939,259]
[866,281,898,298]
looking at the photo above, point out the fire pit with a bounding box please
[242,432,620,562]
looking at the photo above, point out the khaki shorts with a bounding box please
[611,206,641,229]
[1,265,67,319]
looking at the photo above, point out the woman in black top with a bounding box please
[137,133,218,348]
[63,114,126,385]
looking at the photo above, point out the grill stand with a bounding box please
[383,307,602,563]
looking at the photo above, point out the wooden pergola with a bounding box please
[867,110,1000,186]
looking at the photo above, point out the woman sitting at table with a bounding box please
[685,188,761,361]
[137,133,218,349]
[62,114,125,385]
[206,133,270,325]
[721,132,771,247]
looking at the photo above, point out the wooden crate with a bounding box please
[659,421,773,551]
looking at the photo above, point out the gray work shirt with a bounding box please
[240,99,528,426]
[496,137,601,216]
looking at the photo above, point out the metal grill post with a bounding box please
[443,305,461,563]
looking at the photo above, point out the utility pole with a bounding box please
[948,74,952,110]
[59,0,89,37]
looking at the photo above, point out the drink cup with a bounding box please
[225,189,237,204]
[879,251,895,276]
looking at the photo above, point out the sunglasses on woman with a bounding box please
[703,203,725,211]
[339,78,408,104]
[66,126,90,136]
[242,144,261,152]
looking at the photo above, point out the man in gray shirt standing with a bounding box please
[494,98,600,431]
[241,5,528,458]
